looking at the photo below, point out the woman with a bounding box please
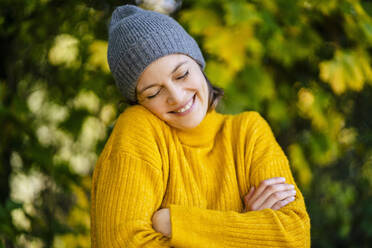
[90,4,310,247]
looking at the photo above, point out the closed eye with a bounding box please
[177,70,189,80]
[147,71,189,99]
[147,89,161,99]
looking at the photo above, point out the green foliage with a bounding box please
[1,0,372,247]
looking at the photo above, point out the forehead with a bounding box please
[145,54,191,74]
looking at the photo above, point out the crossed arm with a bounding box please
[152,177,299,238]
[150,113,310,247]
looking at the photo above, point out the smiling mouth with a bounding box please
[169,94,195,114]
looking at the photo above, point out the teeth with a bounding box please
[175,97,193,113]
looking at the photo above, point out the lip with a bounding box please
[169,94,196,116]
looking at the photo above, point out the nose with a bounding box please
[166,82,185,105]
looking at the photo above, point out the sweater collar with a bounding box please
[172,109,225,147]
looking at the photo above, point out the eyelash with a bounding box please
[147,70,189,99]
[177,70,189,80]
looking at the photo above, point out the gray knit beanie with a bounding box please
[107,4,206,103]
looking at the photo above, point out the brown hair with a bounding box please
[117,69,224,112]
[201,70,224,112]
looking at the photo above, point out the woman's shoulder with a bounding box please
[115,104,167,138]
[228,110,273,138]
[103,105,167,163]
[229,110,266,127]
[113,104,169,136]
[116,104,162,127]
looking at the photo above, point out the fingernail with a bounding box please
[280,177,286,181]
[289,184,295,189]
[290,196,295,201]
[291,190,296,194]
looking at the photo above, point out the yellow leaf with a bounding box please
[87,40,110,73]
[204,26,247,72]
[179,8,221,36]
[297,87,327,130]
[205,60,235,88]
[288,144,312,190]
[319,49,372,94]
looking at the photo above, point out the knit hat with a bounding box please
[107,4,206,103]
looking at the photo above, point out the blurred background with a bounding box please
[1,0,372,247]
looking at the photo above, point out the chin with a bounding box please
[162,100,208,130]
[169,114,205,130]
[179,122,200,130]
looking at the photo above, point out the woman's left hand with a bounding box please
[152,208,172,238]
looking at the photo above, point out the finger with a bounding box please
[252,183,295,209]
[248,177,286,206]
[244,187,255,202]
[243,187,255,212]
[258,189,297,210]
[271,196,296,210]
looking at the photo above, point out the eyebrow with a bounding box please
[138,60,188,94]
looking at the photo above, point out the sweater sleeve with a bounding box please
[168,112,310,248]
[92,150,172,247]
[91,105,173,247]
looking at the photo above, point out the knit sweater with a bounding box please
[90,104,311,247]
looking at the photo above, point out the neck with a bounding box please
[172,109,225,147]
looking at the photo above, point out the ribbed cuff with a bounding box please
[169,204,225,247]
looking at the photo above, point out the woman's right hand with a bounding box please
[242,177,296,212]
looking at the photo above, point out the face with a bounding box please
[136,53,209,130]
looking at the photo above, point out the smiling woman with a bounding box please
[90,4,310,248]
[135,54,210,130]
[136,55,224,130]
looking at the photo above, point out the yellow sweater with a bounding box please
[90,105,310,247]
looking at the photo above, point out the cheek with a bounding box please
[142,101,169,119]
[190,74,207,93]
[199,80,209,98]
